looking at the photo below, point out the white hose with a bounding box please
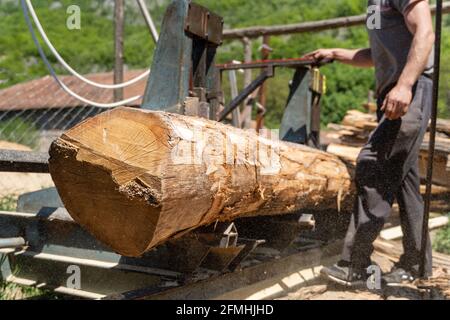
[136,0,159,43]
[21,0,141,108]
[25,0,150,89]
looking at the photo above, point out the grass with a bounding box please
[0,281,52,300]
[0,195,17,211]
[433,214,450,255]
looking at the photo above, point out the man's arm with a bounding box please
[382,0,435,120]
[303,48,374,68]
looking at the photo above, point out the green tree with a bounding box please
[0,0,448,128]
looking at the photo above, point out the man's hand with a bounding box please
[381,84,413,120]
[303,49,335,62]
[302,48,373,68]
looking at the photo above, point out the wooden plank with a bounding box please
[380,216,449,241]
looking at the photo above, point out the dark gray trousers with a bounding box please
[341,76,433,276]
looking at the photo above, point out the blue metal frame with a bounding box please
[141,0,192,112]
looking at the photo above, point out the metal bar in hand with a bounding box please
[219,67,274,122]
[0,150,49,173]
[420,0,443,279]
[217,57,333,71]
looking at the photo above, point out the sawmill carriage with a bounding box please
[0,0,354,299]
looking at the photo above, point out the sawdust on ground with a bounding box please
[279,253,450,300]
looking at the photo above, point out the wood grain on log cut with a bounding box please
[49,107,352,257]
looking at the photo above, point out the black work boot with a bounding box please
[382,266,416,287]
[321,260,369,288]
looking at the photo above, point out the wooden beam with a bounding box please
[256,36,270,132]
[223,2,450,40]
[380,216,449,241]
[114,0,125,102]
[241,37,253,129]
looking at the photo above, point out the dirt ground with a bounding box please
[279,252,450,300]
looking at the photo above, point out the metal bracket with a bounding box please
[219,66,274,121]
[310,67,326,94]
[142,0,223,122]
[185,3,224,46]
[0,150,49,173]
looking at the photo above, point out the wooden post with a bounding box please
[241,37,253,129]
[257,36,271,131]
[114,0,125,102]
[222,3,450,40]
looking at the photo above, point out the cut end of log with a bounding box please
[49,107,352,257]
[49,108,171,256]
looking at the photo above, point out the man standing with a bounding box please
[304,0,435,286]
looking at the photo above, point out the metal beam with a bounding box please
[217,57,332,71]
[421,0,443,279]
[219,67,274,122]
[0,150,49,173]
[0,237,26,249]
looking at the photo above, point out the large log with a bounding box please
[49,107,352,257]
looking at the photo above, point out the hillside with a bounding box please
[0,0,449,127]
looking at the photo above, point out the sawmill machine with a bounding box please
[0,0,345,299]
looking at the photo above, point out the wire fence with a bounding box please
[0,104,110,211]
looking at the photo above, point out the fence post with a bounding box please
[114,0,125,102]
[241,37,253,129]
[257,35,271,132]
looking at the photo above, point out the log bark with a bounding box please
[49,107,352,257]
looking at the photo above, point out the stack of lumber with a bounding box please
[419,136,450,187]
[325,110,450,188]
[325,110,377,146]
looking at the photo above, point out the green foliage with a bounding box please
[0,0,448,128]
[0,195,17,211]
[433,214,450,254]
[0,281,50,300]
[0,118,39,149]
[0,272,62,300]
